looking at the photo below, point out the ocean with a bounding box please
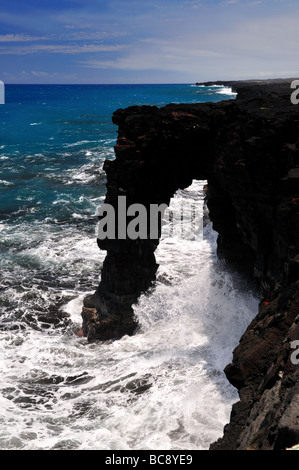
[0,83,258,450]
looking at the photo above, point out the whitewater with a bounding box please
[0,84,258,450]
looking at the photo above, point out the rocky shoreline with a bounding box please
[81,78,299,450]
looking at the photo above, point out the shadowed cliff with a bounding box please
[81,79,299,450]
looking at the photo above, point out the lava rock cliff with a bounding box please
[81,79,299,450]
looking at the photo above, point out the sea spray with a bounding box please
[0,178,258,450]
[0,84,253,450]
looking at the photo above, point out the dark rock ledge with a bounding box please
[81,78,299,450]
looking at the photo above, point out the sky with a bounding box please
[0,0,298,84]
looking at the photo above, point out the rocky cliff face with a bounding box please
[81,79,299,450]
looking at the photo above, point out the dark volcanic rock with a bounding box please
[82,102,217,341]
[211,280,299,450]
[81,78,299,449]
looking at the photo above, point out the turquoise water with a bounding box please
[0,84,234,218]
[0,84,259,451]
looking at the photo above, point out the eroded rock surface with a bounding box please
[81,79,299,449]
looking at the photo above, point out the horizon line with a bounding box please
[3,77,298,86]
[4,82,197,86]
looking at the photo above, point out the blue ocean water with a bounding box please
[0,84,259,451]
[0,84,235,219]
[0,83,237,322]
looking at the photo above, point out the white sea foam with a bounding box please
[215,87,237,96]
[0,180,258,450]
[0,84,252,450]
[65,164,104,184]
[63,140,97,149]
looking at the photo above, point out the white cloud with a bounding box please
[224,0,262,4]
[212,14,299,59]
[0,1,298,83]
[184,1,205,8]
[31,71,49,77]
[0,34,46,42]
[0,43,127,55]
[77,11,299,80]
[78,42,230,73]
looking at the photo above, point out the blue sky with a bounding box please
[0,0,298,84]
